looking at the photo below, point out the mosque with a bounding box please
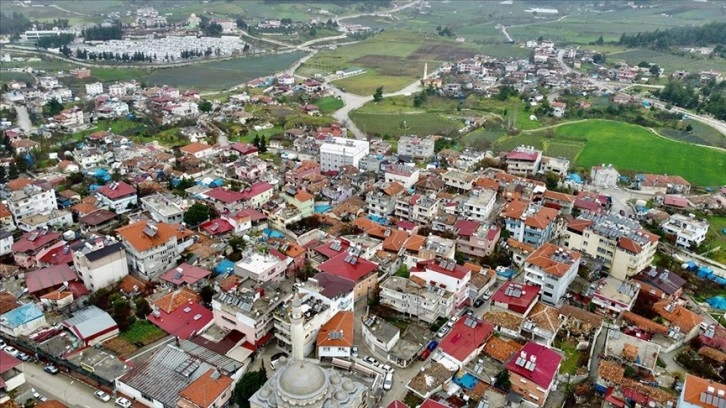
[249,293,369,408]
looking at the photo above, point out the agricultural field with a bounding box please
[659,121,726,149]
[494,120,726,187]
[350,111,463,138]
[705,216,726,265]
[312,96,344,113]
[607,49,726,74]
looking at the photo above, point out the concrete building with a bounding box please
[384,164,420,189]
[0,351,25,392]
[379,275,455,324]
[505,342,562,407]
[442,169,475,192]
[590,277,640,317]
[0,303,47,337]
[116,220,195,279]
[590,165,620,188]
[523,243,581,305]
[565,212,659,280]
[7,184,57,222]
[662,214,709,248]
[85,82,103,96]
[96,181,138,214]
[140,193,185,224]
[16,209,73,232]
[678,374,726,408]
[235,251,291,283]
[367,182,405,219]
[501,200,559,248]
[72,237,128,292]
[398,136,435,158]
[316,311,354,360]
[460,189,497,222]
[410,259,472,311]
[0,231,13,257]
[454,221,500,258]
[505,146,542,177]
[319,137,369,172]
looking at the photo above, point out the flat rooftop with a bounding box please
[66,346,131,381]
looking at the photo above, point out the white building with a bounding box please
[0,231,14,257]
[96,181,138,214]
[384,164,420,189]
[590,277,640,317]
[319,137,369,172]
[140,193,185,224]
[398,135,435,158]
[662,214,709,248]
[410,259,472,310]
[460,189,497,222]
[72,237,128,292]
[505,146,542,177]
[590,165,620,188]
[234,251,291,283]
[379,275,455,323]
[16,209,73,232]
[523,243,581,305]
[116,221,195,279]
[7,185,57,222]
[85,82,104,96]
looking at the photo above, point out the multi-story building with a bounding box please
[366,181,405,219]
[459,189,497,222]
[0,202,15,232]
[0,231,13,257]
[541,156,570,177]
[212,279,291,347]
[398,135,435,158]
[116,220,195,279]
[505,146,542,177]
[96,181,138,214]
[454,220,500,258]
[590,165,620,188]
[11,230,65,269]
[384,164,420,189]
[678,374,726,408]
[589,276,640,317]
[280,189,314,218]
[632,266,685,301]
[501,200,559,248]
[410,259,472,309]
[662,214,709,248]
[523,243,581,305]
[7,184,57,222]
[72,236,128,292]
[140,193,185,224]
[565,212,659,280]
[316,311,355,360]
[380,275,455,323]
[234,250,290,283]
[505,342,562,407]
[16,209,73,232]
[394,194,440,225]
[85,82,103,96]
[319,137,369,172]
[442,169,475,192]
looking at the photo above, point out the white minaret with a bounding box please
[290,292,304,361]
[423,62,428,79]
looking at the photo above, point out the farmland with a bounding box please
[494,120,725,187]
[312,96,344,113]
[350,111,463,138]
[607,49,726,74]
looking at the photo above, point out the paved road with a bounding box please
[21,362,100,408]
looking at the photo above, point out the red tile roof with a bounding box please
[507,150,540,161]
[315,239,350,259]
[420,400,450,408]
[681,374,726,407]
[491,281,540,309]
[317,251,378,282]
[239,182,273,200]
[159,263,211,286]
[205,187,247,204]
[178,369,233,407]
[524,243,581,278]
[317,311,354,348]
[116,221,191,252]
[180,142,213,154]
[454,220,481,237]
[96,181,136,200]
[0,350,22,374]
[200,218,234,235]
[12,231,62,253]
[412,259,471,280]
[438,317,493,363]
[38,244,73,266]
[25,265,78,293]
[505,342,562,389]
[147,301,212,339]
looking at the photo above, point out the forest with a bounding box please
[618,21,726,56]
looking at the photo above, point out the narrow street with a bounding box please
[18,363,100,408]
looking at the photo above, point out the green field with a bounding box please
[119,320,167,345]
[608,49,726,74]
[350,111,463,138]
[493,120,725,187]
[312,96,344,113]
[705,216,726,265]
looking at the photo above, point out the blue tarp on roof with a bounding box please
[214,259,235,275]
[697,266,714,279]
[683,261,698,271]
[314,204,332,214]
[263,228,284,238]
[706,296,726,310]
[567,173,583,184]
[0,303,44,328]
[368,215,388,225]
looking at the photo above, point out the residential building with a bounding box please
[590,277,640,317]
[442,169,475,192]
[319,137,369,172]
[367,182,405,219]
[72,237,128,292]
[410,259,472,310]
[281,190,315,218]
[565,212,659,280]
[96,181,138,214]
[380,275,455,323]
[62,306,119,346]
[653,298,704,340]
[395,195,440,225]
[116,220,195,279]
[316,311,355,359]
[541,156,570,177]
[317,245,379,301]
[85,82,103,96]
[16,209,73,232]
[505,146,542,176]
[459,189,497,222]
[235,251,290,283]
[180,142,216,159]
[212,280,291,347]
[147,288,213,339]
[239,182,274,209]
[140,193,185,224]
[506,342,562,407]
[662,214,709,248]
[0,303,47,336]
[0,202,15,232]
[7,184,57,222]
[435,317,494,368]
[0,231,12,257]
[521,302,561,347]
[678,374,726,408]
[491,281,541,316]
[454,220,500,258]
[635,173,691,195]
[501,201,559,248]
[11,230,65,269]
[590,165,620,188]
[385,164,420,189]
[398,135,435,158]
[523,243,581,305]
[604,330,660,373]
[0,350,25,392]
[632,266,686,300]
[542,190,576,215]
[177,369,234,408]
[159,263,211,288]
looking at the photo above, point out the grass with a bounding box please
[119,320,167,345]
[332,72,417,96]
[705,216,726,265]
[557,341,580,375]
[351,111,463,138]
[608,49,726,74]
[312,96,344,113]
[659,121,726,149]
[493,119,726,186]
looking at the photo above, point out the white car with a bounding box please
[382,364,392,372]
[482,290,493,301]
[383,372,394,391]
[33,392,48,402]
[436,326,450,338]
[94,390,111,402]
[115,397,132,408]
[3,346,18,357]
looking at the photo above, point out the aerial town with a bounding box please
[0,1,725,408]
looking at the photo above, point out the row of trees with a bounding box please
[654,79,726,120]
[36,33,75,49]
[618,21,726,50]
[74,48,155,62]
[81,24,123,41]
[0,12,31,36]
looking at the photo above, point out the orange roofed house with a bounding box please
[317,311,354,359]
[679,374,726,408]
[178,369,234,408]
[501,200,559,248]
[116,220,195,279]
[523,243,581,305]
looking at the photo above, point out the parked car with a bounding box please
[33,392,48,402]
[94,390,111,402]
[0,339,6,348]
[43,365,59,375]
[473,298,485,308]
[383,372,394,391]
[419,348,432,361]
[115,397,132,408]
[464,308,474,316]
[3,346,18,357]
[351,346,359,358]
[482,290,493,300]
[364,356,379,366]
[426,340,439,351]
[270,352,288,370]
[382,364,392,372]
[16,352,30,361]
[436,326,450,338]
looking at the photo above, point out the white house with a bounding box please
[590,165,620,188]
[85,82,104,96]
[7,185,57,222]
[234,251,290,283]
[316,311,354,359]
[523,243,581,305]
[0,231,13,257]
[96,181,138,214]
[116,221,195,279]
[384,164,420,189]
[662,214,709,248]
[0,303,47,337]
[73,237,129,292]
[319,137,369,172]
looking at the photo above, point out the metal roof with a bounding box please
[62,306,117,340]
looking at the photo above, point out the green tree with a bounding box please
[200,285,215,304]
[649,64,661,79]
[0,166,5,183]
[44,97,64,117]
[595,35,604,45]
[234,368,268,408]
[199,100,213,112]
[252,133,261,149]
[495,369,511,391]
[183,203,212,226]
[259,136,267,153]
[395,265,409,278]
[373,86,384,102]
[203,23,223,37]
[112,297,134,331]
[135,298,152,319]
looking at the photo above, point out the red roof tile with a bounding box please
[25,264,78,293]
[97,181,136,200]
[318,251,378,282]
[147,301,212,339]
[505,342,562,389]
[438,317,493,363]
[491,281,540,309]
[159,263,211,286]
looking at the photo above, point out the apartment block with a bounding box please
[523,243,581,305]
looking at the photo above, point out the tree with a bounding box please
[595,35,604,45]
[259,136,267,153]
[111,296,134,331]
[649,64,661,79]
[135,298,152,319]
[199,100,213,112]
[203,23,223,37]
[373,86,384,102]
[234,368,267,408]
[44,97,64,117]
[495,369,511,391]
[7,163,19,180]
[0,166,5,183]
[200,285,215,304]
[184,203,212,226]
[395,265,409,278]
[252,133,261,149]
